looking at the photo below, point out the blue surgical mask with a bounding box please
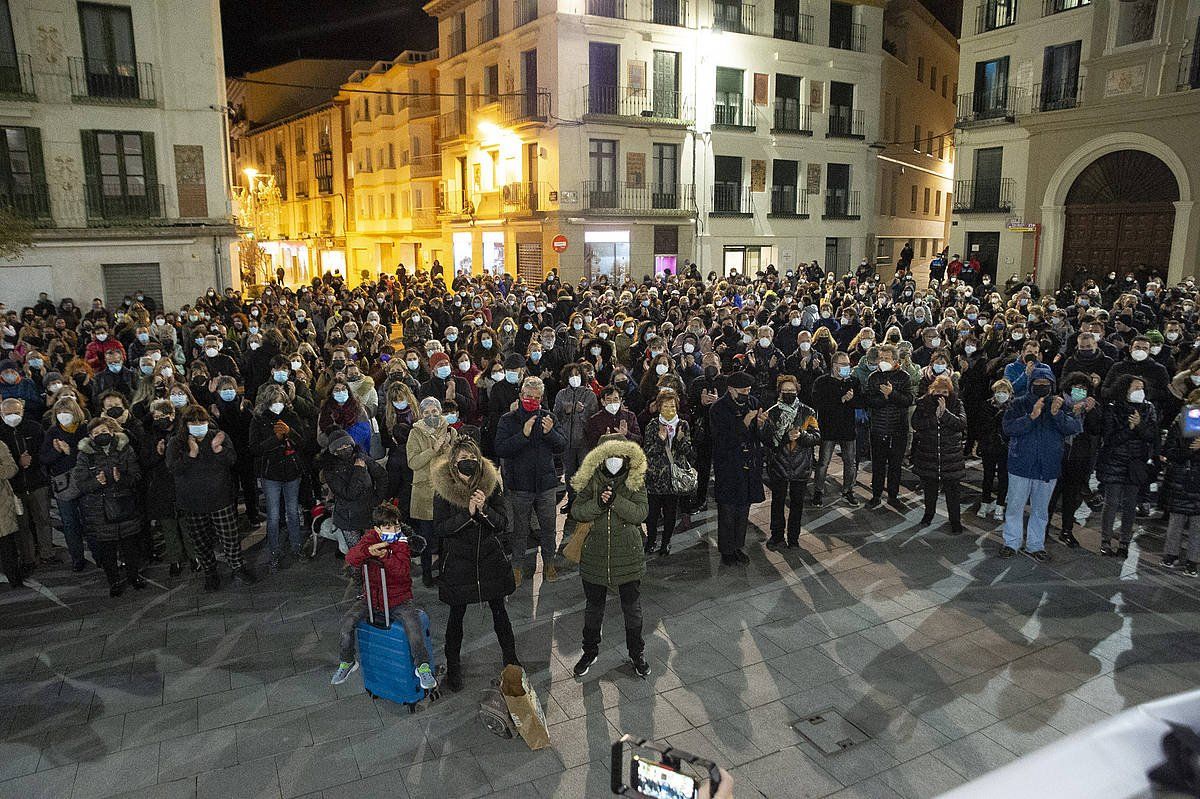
[107,362,123,373]
[530,351,542,363]
[170,393,188,407]
[435,365,452,379]
[219,388,237,402]
[505,370,520,384]
[838,366,851,378]
[273,370,288,383]
[137,333,149,344]
[932,363,947,374]
[28,358,43,369]
[140,364,153,375]
[187,423,208,437]
[444,413,458,425]
[1070,387,1087,402]
[446,333,458,343]
[333,390,349,404]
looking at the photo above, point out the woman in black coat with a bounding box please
[1049,371,1103,548]
[431,437,519,693]
[72,417,144,595]
[1161,408,1200,570]
[380,381,417,517]
[247,384,313,569]
[910,374,966,534]
[758,375,820,551]
[1097,374,1158,557]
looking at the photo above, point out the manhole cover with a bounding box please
[791,708,870,755]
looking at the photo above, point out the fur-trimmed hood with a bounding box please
[431,452,501,508]
[77,431,130,455]
[571,437,646,493]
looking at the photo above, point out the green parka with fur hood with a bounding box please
[569,434,648,589]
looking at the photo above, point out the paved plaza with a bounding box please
[1,468,1198,799]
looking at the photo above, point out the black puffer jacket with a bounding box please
[865,368,914,437]
[758,401,821,482]
[166,428,238,514]
[977,400,1009,458]
[911,394,967,481]
[320,430,387,533]
[1096,399,1159,485]
[1163,418,1200,515]
[810,374,858,441]
[72,432,143,541]
[431,453,515,606]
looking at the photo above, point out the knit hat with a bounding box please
[727,371,753,389]
[1146,330,1164,345]
[325,428,355,454]
[503,353,525,370]
[429,351,450,369]
[43,371,63,386]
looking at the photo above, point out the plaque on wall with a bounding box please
[174,145,208,218]
[753,73,769,105]
[806,163,821,195]
[1104,65,1147,97]
[750,159,766,193]
[809,81,824,109]
[626,152,645,188]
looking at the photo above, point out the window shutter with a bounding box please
[24,127,48,216]
[141,131,159,214]
[80,130,100,217]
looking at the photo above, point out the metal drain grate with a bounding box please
[791,708,870,755]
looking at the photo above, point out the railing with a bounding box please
[584,85,694,122]
[827,107,865,138]
[953,178,1015,213]
[769,186,809,217]
[85,182,165,221]
[0,182,52,223]
[502,181,553,213]
[478,12,499,43]
[713,95,756,127]
[1031,76,1083,111]
[587,0,626,17]
[652,0,689,26]
[823,190,860,219]
[68,56,156,103]
[448,26,467,56]
[582,181,695,212]
[0,52,35,96]
[711,183,752,215]
[410,154,441,177]
[1178,50,1199,92]
[1042,0,1088,14]
[975,0,1017,33]
[772,103,812,133]
[774,12,814,43]
[503,89,550,124]
[408,94,439,117]
[829,21,865,52]
[439,108,468,139]
[514,0,539,27]
[315,151,333,194]
[413,207,439,228]
[712,1,755,34]
[955,86,1025,125]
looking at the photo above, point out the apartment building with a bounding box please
[951,0,1200,287]
[875,0,957,281]
[339,50,441,279]
[0,0,235,308]
[423,0,884,283]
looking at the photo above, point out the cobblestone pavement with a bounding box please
[1,465,1197,799]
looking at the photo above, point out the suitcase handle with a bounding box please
[362,558,390,630]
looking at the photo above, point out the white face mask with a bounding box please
[964,345,977,355]
[758,337,771,348]
[929,337,941,348]
[799,341,811,352]
[605,456,624,475]
[269,402,285,415]
[655,364,668,376]
[568,375,582,388]
[204,347,218,358]
[56,411,76,426]
[1150,345,1162,355]
[605,402,621,415]
[1128,389,1146,404]
[1131,349,1149,362]
[994,391,1010,404]
[3,413,22,427]
[878,361,894,372]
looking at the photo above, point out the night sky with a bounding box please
[221,0,961,77]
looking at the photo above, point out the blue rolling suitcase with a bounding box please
[355,563,439,712]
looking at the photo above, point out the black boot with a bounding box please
[445,665,464,693]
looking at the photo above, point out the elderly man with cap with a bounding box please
[420,351,475,423]
[709,370,766,565]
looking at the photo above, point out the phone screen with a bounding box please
[1184,406,1200,437]
[632,755,699,799]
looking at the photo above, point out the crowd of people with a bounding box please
[2,254,1199,695]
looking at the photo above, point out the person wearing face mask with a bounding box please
[319,427,388,557]
[918,352,958,396]
[0,396,54,569]
[745,326,785,406]
[758,376,820,551]
[684,354,727,513]
[83,324,123,372]
[568,432,651,679]
[87,349,136,407]
[1100,335,1170,421]
[1047,373,1103,549]
[318,378,372,453]
[811,352,862,507]
[0,438,22,588]
[1096,375,1158,559]
[710,371,766,565]
[999,368,1082,560]
[199,335,241,381]
[976,378,1013,522]
[381,382,419,516]
[40,397,91,570]
[209,376,259,527]
[167,406,254,590]
[641,389,695,558]
[1060,332,1114,391]
[865,345,914,509]
[554,363,600,514]
[402,306,432,349]
[407,396,457,585]
[139,398,196,577]
[344,365,379,421]
[1003,341,1050,399]
[430,438,521,691]
[248,386,313,570]
[72,417,144,596]
[910,375,967,534]
[419,352,475,424]
[585,384,642,449]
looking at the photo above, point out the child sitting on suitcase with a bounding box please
[331,502,437,689]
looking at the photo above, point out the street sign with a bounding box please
[1006,218,1039,233]
[551,235,568,253]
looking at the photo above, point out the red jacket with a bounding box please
[84,338,125,372]
[346,528,413,610]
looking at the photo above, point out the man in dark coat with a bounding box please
[911,375,967,534]
[684,353,727,511]
[709,371,765,565]
[1100,335,1171,423]
[864,344,914,509]
[0,398,52,564]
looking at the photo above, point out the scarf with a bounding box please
[771,401,799,448]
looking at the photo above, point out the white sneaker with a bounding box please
[978,502,994,516]
[992,504,1006,521]
[331,661,359,685]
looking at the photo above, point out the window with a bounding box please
[825,163,853,216]
[974,56,1011,117]
[926,136,933,156]
[1041,41,1081,109]
[920,239,928,257]
[917,56,924,82]
[364,148,373,172]
[651,143,679,208]
[318,116,332,150]
[81,129,160,218]
[938,136,945,159]
[774,0,808,42]
[913,125,921,151]
[923,187,930,213]
[829,1,859,50]
[930,65,937,91]
[588,42,618,114]
[910,184,918,212]
[0,126,49,218]
[588,138,617,207]
[774,74,804,131]
[387,143,395,168]
[483,64,499,104]
[78,2,139,99]
[713,154,743,212]
[294,124,306,156]
[715,67,744,125]
[941,75,948,97]
[972,147,1004,209]
[935,190,942,215]
[1115,0,1157,46]
[770,159,799,215]
[980,0,1017,31]
[713,0,749,33]
[652,50,680,118]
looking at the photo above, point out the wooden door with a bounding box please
[1062,203,1175,285]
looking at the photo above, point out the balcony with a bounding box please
[711,183,752,216]
[583,85,694,124]
[651,0,690,26]
[478,13,499,44]
[712,1,755,34]
[829,21,865,52]
[502,181,552,214]
[0,52,35,97]
[1042,0,1088,14]
[975,1,1017,33]
[439,108,468,140]
[586,0,626,17]
[769,186,809,218]
[1177,51,1199,92]
[583,181,696,214]
[514,0,538,27]
[1031,76,1083,112]
[413,207,439,229]
[68,57,156,104]
[315,151,334,194]
[774,12,814,43]
[823,190,860,219]
[0,182,52,225]
[503,89,550,124]
[826,107,865,139]
[408,94,438,118]
[772,104,812,135]
[410,154,441,178]
[953,178,1015,213]
[85,182,165,223]
[955,86,1025,126]
[713,96,756,129]
[447,27,467,57]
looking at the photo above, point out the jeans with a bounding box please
[338,596,431,666]
[814,441,857,498]
[1164,514,1200,562]
[509,489,557,565]
[55,495,88,567]
[870,432,908,500]
[581,579,644,660]
[646,494,679,550]
[15,487,52,562]
[716,503,750,555]
[921,477,961,530]
[1101,482,1139,546]
[768,479,806,544]
[262,478,303,554]
[980,452,1009,504]
[444,598,520,671]
[1003,474,1056,552]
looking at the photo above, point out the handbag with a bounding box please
[561,521,592,563]
[665,437,698,496]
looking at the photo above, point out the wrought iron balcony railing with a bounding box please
[773,103,812,134]
[955,86,1025,126]
[0,181,52,224]
[69,56,156,103]
[826,107,865,138]
[503,89,550,124]
[85,181,165,222]
[829,21,865,51]
[584,85,694,123]
[1031,76,1084,111]
[774,12,814,42]
[583,181,696,213]
[953,178,1015,213]
[0,52,35,96]
[823,189,860,219]
[713,95,756,128]
[769,186,809,217]
[712,1,755,34]
[711,183,752,215]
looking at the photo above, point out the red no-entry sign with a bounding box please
[551,235,568,253]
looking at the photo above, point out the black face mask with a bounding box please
[704,365,719,380]
[780,392,797,405]
[336,447,355,460]
[1032,383,1053,397]
[93,432,113,447]
[456,459,479,477]
[154,417,174,430]
[332,360,346,370]
[104,407,125,419]
[1077,348,1097,359]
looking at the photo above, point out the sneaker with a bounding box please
[203,572,221,592]
[765,539,784,552]
[168,562,182,577]
[631,657,652,678]
[445,667,465,692]
[1162,555,1179,569]
[230,566,257,586]
[887,497,905,512]
[810,494,824,508]
[1184,561,1198,577]
[416,662,437,690]
[573,652,597,678]
[978,501,994,516]
[992,505,1006,521]
[719,554,737,566]
[331,661,359,685]
[869,495,885,509]
[1099,544,1117,557]
[919,514,935,527]
[643,538,656,555]
[948,526,964,536]
[997,546,1017,559]
[842,493,861,508]
[1026,549,1052,563]
[72,560,88,572]
[269,552,283,573]
[657,546,670,559]
[1058,532,1080,549]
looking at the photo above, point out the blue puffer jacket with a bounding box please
[1001,367,1083,481]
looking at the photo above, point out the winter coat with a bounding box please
[420,374,475,422]
[247,408,312,483]
[1163,418,1200,515]
[585,407,642,448]
[553,385,599,449]
[72,433,143,541]
[1002,392,1084,482]
[810,374,858,441]
[570,437,648,589]
[0,442,18,537]
[759,401,820,483]
[406,418,457,521]
[321,450,387,532]
[910,394,968,481]
[139,423,177,520]
[40,422,86,489]
[642,418,696,495]
[345,530,413,610]
[431,454,515,605]
[494,405,567,494]
[165,429,239,514]
[1096,399,1159,486]
[865,369,914,437]
[709,392,765,506]
[0,416,47,493]
[1101,357,1171,420]
[977,400,1010,458]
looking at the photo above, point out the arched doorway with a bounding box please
[1060,150,1180,287]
